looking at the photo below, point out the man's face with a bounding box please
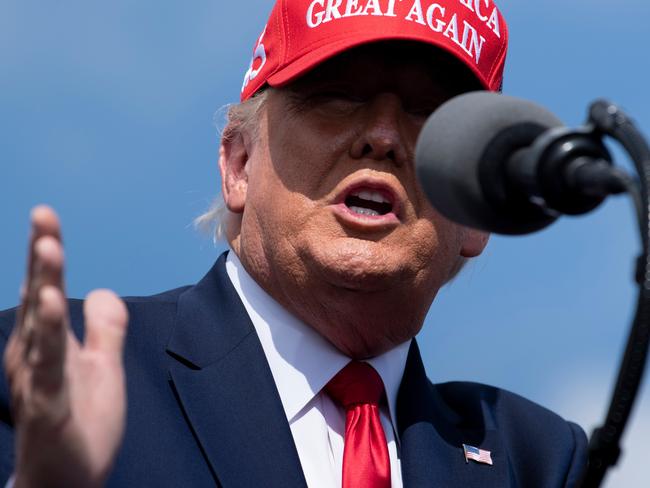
[222,42,488,357]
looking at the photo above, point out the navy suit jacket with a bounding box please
[0,253,587,487]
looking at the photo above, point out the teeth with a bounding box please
[349,206,380,217]
[352,190,390,204]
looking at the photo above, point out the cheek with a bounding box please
[409,212,464,274]
[268,119,357,196]
[248,182,323,248]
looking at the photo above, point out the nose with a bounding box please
[349,93,410,167]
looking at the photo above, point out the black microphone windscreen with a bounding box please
[416,92,564,233]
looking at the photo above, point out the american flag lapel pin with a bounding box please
[463,444,493,466]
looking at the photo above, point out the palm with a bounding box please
[67,323,126,481]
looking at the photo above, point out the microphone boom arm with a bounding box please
[579,101,650,488]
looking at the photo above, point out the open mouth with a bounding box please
[344,188,394,217]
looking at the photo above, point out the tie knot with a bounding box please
[325,361,385,408]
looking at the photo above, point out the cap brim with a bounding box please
[267,31,491,91]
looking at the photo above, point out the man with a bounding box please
[0,0,587,487]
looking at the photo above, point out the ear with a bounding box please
[459,228,490,258]
[219,129,250,214]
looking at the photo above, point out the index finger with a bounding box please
[16,205,65,332]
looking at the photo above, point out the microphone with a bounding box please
[415,92,628,235]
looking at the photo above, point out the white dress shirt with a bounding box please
[225,251,410,488]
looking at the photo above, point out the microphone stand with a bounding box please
[576,101,650,487]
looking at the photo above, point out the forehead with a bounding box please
[287,41,483,96]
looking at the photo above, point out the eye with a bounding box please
[407,107,436,119]
[302,87,366,115]
[309,89,364,103]
[405,99,443,119]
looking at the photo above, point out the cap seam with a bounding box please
[281,0,290,65]
[487,12,509,90]
[489,39,507,90]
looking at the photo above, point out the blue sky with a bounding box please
[1,1,648,485]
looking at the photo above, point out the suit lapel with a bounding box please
[166,254,307,488]
[397,342,512,488]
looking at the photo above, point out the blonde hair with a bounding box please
[194,90,269,242]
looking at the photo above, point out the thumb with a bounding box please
[83,289,128,357]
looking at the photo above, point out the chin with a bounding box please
[303,238,411,292]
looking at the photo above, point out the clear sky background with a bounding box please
[1,0,648,485]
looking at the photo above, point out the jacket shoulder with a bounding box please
[434,380,580,428]
[434,380,587,487]
[0,285,192,342]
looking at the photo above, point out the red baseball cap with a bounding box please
[241,0,508,101]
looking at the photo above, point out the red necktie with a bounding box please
[326,361,391,488]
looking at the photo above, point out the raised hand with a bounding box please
[3,206,128,488]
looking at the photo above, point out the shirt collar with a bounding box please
[224,250,411,439]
